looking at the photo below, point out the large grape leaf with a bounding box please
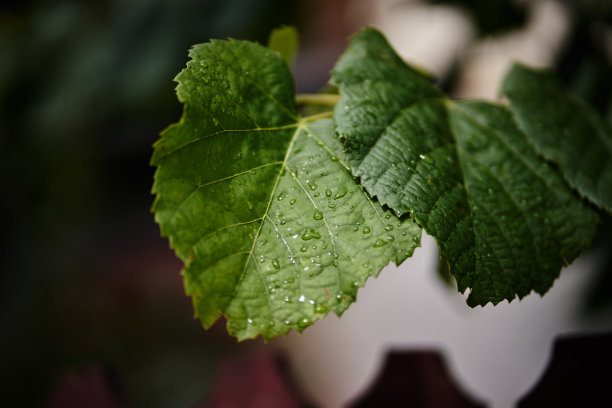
[151,38,421,340]
[331,28,599,306]
[502,64,612,212]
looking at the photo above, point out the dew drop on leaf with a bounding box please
[301,229,321,240]
[373,239,387,247]
[314,304,328,314]
[297,318,311,330]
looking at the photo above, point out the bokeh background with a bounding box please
[2,0,611,407]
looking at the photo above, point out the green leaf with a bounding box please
[152,38,421,341]
[502,63,612,212]
[331,28,599,306]
[267,26,299,69]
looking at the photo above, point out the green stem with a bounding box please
[301,111,333,123]
[296,93,341,106]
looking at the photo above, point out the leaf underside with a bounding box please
[331,28,599,306]
[152,39,421,341]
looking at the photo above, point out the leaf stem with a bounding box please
[302,111,333,123]
[296,93,341,106]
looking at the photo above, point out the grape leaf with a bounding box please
[330,28,599,306]
[502,63,612,212]
[151,38,421,340]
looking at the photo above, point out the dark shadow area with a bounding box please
[518,332,612,407]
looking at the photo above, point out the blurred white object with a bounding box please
[455,0,571,99]
[356,0,476,79]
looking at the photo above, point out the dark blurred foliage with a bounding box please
[0,0,304,406]
[554,0,612,312]
[518,332,612,407]
[428,0,527,35]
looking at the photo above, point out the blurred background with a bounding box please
[1,0,611,407]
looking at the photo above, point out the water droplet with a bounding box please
[362,226,371,234]
[373,239,387,247]
[277,191,287,201]
[353,226,359,232]
[386,235,394,242]
[300,246,307,252]
[314,304,328,314]
[298,295,306,303]
[325,188,332,197]
[280,219,286,225]
[297,318,311,330]
[314,192,320,197]
[272,259,280,269]
[247,318,253,324]
[330,155,338,162]
[301,229,321,240]
[313,210,323,220]
[385,224,394,231]
[247,202,254,210]
[259,255,265,263]
[289,199,296,205]
[334,186,348,200]
[307,180,318,190]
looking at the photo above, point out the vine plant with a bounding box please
[151,27,611,341]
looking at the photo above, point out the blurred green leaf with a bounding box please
[503,64,612,212]
[267,25,299,69]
